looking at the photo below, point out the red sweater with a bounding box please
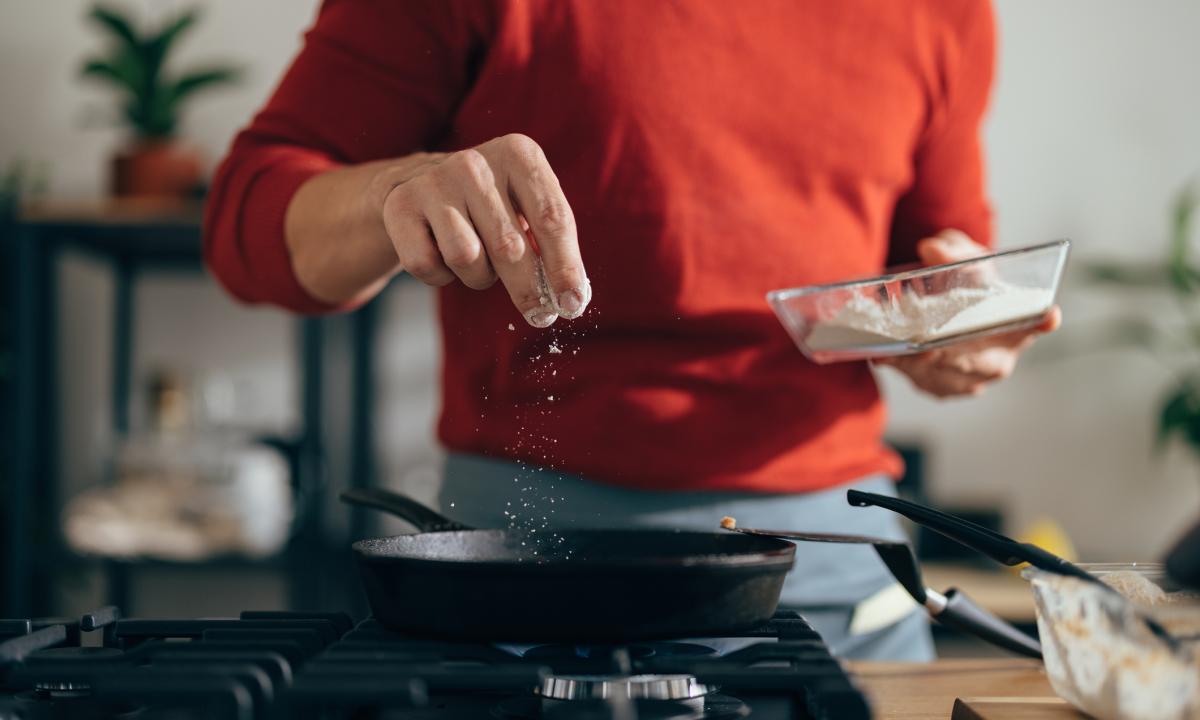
[204,0,995,493]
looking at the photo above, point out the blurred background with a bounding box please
[2,0,1199,648]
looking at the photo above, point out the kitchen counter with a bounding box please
[849,659,1085,719]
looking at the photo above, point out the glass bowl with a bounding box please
[766,239,1070,364]
[1023,563,1200,720]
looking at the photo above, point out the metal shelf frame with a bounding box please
[1,208,380,617]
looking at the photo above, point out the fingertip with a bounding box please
[554,277,592,319]
[937,228,973,246]
[523,308,558,328]
[1040,306,1062,333]
[917,229,984,266]
[915,237,950,266]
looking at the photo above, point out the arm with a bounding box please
[285,138,590,326]
[879,1,1058,397]
[204,1,589,325]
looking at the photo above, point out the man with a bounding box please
[205,0,1057,660]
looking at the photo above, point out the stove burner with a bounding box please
[524,643,716,661]
[495,694,749,720]
[539,674,712,702]
[33,679,93,695]
[1,609,866,719]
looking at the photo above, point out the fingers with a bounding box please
[879,345,1017,399]
[1038,306,1063,333]
[381,201,455,287]
[499,134,590,319]
[426,201,496,291]
[380,136,589,328]
[916,229,988,266]
[978,305,1063,348]
[884,355,990,398]
[454,149,557,327]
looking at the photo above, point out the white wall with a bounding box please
[880,0,1200,560]
[4,0,1199,563]
[1,0,322,196]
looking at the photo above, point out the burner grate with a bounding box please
[0,608,869,719]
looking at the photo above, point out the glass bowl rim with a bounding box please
[765,238,1071,305]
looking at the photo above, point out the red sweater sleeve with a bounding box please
[203,0,485,313]
[888,0,996,265]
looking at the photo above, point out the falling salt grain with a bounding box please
[507,323,515,331]
[549,342,562,354]
[547,395,555,401]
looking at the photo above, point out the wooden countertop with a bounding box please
[849,659,1085,719]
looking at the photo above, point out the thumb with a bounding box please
[917,229,986,267]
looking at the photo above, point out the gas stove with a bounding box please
[0,607,870,719]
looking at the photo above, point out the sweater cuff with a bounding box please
[239,154,349,315]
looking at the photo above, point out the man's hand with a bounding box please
[380,134,590,328]
[873,229,1060,398]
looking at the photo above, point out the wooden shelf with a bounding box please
[16,199,203,265]
[20,199,203,226]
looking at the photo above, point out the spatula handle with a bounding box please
[847,490,1095,583]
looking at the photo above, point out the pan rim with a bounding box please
[351,528,796,572]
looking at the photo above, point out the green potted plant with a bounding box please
[1075,179,1200,453]
[81,5,239,200]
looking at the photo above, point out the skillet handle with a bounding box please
[847,490,1095,583]
[340,487,474,532]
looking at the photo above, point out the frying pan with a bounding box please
[340,487,796,642]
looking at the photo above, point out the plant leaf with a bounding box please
[152,10,198,53]
[167,66,239,104]
[87,5,140,50]
[1158,385,1198,449]
[142,9,199,88]
[81,57,139,94]
[1168,181,1200,295]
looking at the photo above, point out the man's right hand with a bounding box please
[378,134,590,328]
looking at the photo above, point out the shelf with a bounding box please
[17,199,203,265]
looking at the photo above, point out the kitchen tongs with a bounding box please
[724,527,1043,658]
[848,489,1180,649]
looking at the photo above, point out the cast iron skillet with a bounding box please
[341,487,797,642]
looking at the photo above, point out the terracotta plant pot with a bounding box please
[112,140,203,200]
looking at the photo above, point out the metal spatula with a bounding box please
[721,524,1043,658]
[847,489,1180,649]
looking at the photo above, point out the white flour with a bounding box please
[806,284,1053,351]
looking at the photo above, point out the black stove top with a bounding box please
[0,607,870,719]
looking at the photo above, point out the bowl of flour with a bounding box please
[1024,563,1200,720]
[767,239,1070,363]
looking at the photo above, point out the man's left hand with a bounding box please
[873,229,1061,399]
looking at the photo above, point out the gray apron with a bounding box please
[439,453,934,661]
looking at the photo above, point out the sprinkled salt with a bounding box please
[548,342,562,354]
[507,323,515,331]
